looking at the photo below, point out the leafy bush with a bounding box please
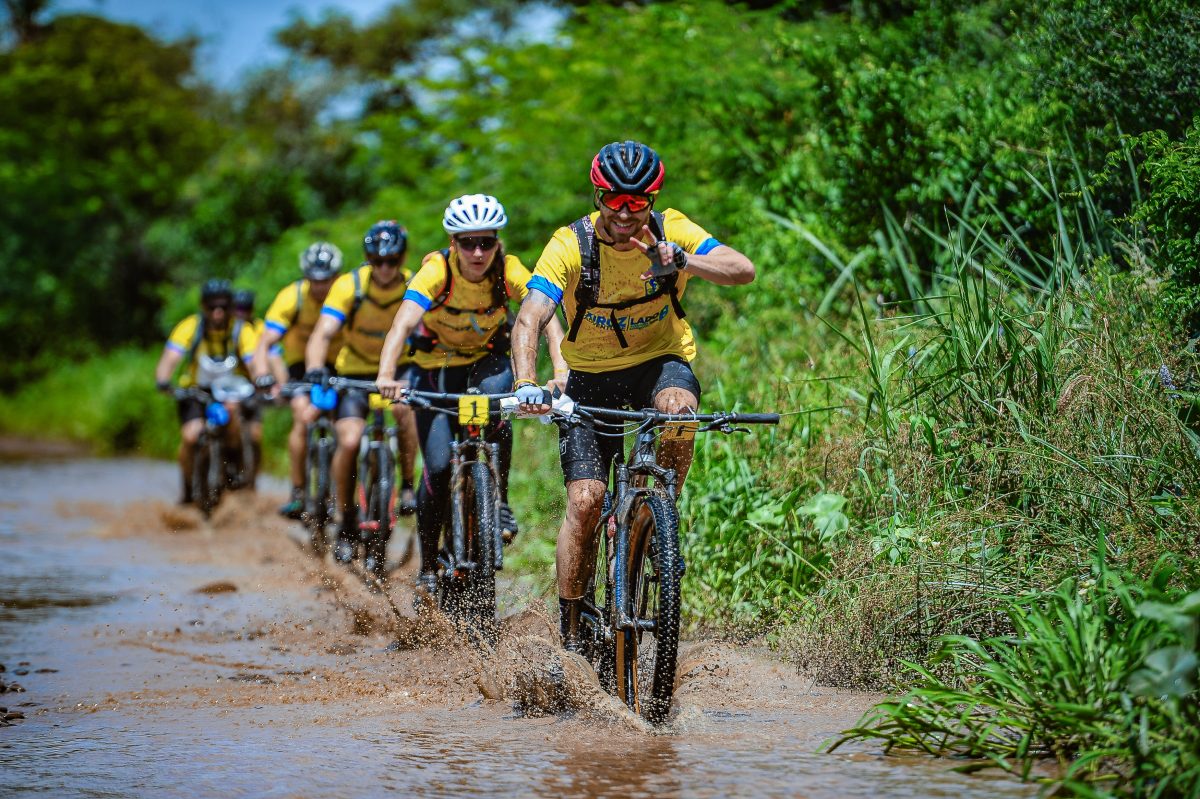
[832,569,1200,796]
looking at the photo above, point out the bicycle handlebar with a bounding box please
[294,378,781,428]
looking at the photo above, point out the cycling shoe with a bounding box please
[413,571,438,613]
[396,486,417,517]
[278,489,304,520]
[499,502,518,543]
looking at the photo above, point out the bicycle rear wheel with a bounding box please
[613,491,682,724]
[305,429,334,555]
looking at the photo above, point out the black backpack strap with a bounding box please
[567,215,599,343]
[648,211,686,322]
[286,279,304,328]
[185,315,206,365]
[346,266,366,331]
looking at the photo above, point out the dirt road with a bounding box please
[0,454,1033,797]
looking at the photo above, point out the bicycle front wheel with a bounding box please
[363,445,394,581]
[466,460,498,634]
[613,491,682,725]
[192,432,214,519]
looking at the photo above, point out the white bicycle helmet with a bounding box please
[442,194,508,234]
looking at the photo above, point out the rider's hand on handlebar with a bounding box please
[303,367,331,389]
[515,381,551,415]
[155,379,173,395]
[253,373,280,399]
[375,375,405,401]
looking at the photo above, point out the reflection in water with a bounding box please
[541,734,681,799]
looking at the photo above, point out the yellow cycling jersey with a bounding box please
[404,250,531,369]
[165,313,259,387]
[263,279,344,366]
[321,264,413,374]
[528,208,721,372]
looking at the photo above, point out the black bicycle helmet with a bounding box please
[363,220,408,258]
[200,278,233,303]
[232,289,255,312]
[300,242,343,280]
[590,140,665,193]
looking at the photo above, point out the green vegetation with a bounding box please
[3,0,1200,793]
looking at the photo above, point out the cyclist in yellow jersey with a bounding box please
[510,141,755,651]
[250,242,345,518]
[306,220,419,564]
[376,194,568,599]
[154,279,263,504]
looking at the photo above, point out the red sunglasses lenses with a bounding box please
[600,192,652,212]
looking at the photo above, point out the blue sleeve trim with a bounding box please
[321,307,346,322]
[166,342,186,354]
[695,237,722,256]
[265,320,288,336]
[242,353,254,364]
[527,275,563,305]
[403,289,433,311]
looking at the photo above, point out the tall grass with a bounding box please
[831,569,1200,796]
[758,174,1200,792]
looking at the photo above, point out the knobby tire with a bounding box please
[469,460,498,638]
[613,492,682,724]
[305,430,333,555]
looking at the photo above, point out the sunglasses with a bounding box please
[204,302,230,312]
[369,255,402,267]
[598,191,653,213]
[455,235,499,252]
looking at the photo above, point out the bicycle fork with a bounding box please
[611,458,677,632]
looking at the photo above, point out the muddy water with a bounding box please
[0,454,1035,798]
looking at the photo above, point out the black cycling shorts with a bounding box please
[287,361,337,383]
[177,396,205,425]
[176,394,260,424]
[559,354,701,483]
[336,366,415,420]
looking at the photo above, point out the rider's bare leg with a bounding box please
[179,419,203,500]
[654,386,699,486]
[556,478,607,599]
[287,394,314,490]
[333,417,365,520]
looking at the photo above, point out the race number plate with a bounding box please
[661,420,698,441]
[458,395,489,425]
[368,392,392,411]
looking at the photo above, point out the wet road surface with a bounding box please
[0,454,1036,798]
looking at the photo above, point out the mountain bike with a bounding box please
[335,379,508,638]
[545,399,779,724]
[174,376,256,519]
[325,377,422,584]
[280,382,339,555]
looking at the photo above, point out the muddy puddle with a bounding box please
[0,455,1036,797]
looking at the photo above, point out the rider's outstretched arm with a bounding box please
[680,244,755,285]
[375,300,424,399]
[305,315,340,373]
[542,313,569,391]
[154,346,183,389]
[251,327,284,379]
[511,291,560,386]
